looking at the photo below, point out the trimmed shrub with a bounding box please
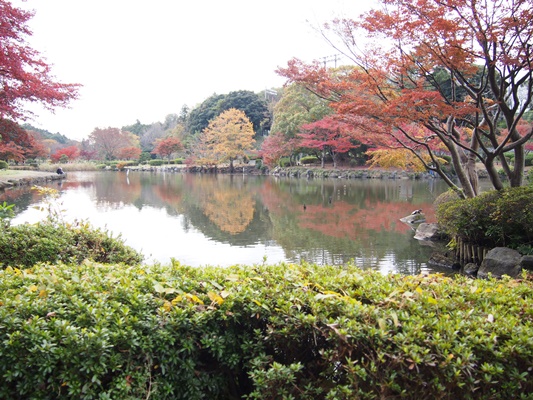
[300,155,319,165]
[149,159,165,166]
[0,160,8,170]
[0,221,143,269]
[0,262,531,399]
[437,186,533,249]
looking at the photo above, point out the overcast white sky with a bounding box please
[13,0,373,141]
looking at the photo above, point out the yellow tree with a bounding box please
[198,108,255,172]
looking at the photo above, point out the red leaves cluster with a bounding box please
[0,0,79,120]
[152,137,183,160]
[276,0,533,194]
[0,118,46,162]
[298,116,360,167]
[259,132,299,167]
[50,146,80,163]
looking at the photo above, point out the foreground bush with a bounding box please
[436,186,533,251]
[0,262,531,399]
[0,221,143,268]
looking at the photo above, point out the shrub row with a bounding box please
[0,262,531,399]
[300,155,319,165]
[0,221,143,269]
[436,186,533,252]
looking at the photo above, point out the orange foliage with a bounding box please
[196,109,255,169]
[202,190,255,235]
[278,0,533,195]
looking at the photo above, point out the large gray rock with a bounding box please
[428,252,458,269]
[478,247,522,279]
[414,223,443,241]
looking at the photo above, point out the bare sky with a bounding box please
[14,0,372,140]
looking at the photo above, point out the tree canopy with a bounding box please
[88,127,138,161]
[152,137,183,160]
[278,0,533,198]
[195,108,255,171]
[0,0,79,121]
[0,118,46,162]
[187,91,270,137]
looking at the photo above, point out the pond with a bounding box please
[2,171,452,274]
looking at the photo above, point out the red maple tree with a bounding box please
[50,145,80,163]
[259,131,300,167]
[278,0,533,197]
[118,146,142,160]
[0,1,79,120]
[151,137,183,160]
[298,116,359,168]
[0,118,46,162]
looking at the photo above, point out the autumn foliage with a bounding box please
[0,118,46,162]
[88,128,138,161]
[278,0,533,197]
[50,145,80,163]
[152,137,183,160]
[259,131,300,167]
[0,0,79,120]
[195,108,255,171]
[299,116,359,168]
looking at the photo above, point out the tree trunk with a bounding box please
[447,141,476,198]
[509,141,525,187]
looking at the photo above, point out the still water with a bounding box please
[2,171,451,274]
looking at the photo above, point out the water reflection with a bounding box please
[2,171,451,273]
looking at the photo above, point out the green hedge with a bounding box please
[436,186,533,251]
[300,155,319,165]
[0,221,143,268]
[0,262,531,399]
[149,160,165,166]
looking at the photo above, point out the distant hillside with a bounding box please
[21,123,73,144]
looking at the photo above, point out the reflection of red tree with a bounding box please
[299,199,436,240]
[257,180,295,211]
[257,178,438,240]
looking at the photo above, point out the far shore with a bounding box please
[0,169,65,190]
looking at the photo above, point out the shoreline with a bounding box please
[123,164,434,180]
[0,170,65,191]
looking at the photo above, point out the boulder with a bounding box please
[462,263,479,277]
[428,252,457,269]
[478,247,522,279]
[414,223,443,241]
